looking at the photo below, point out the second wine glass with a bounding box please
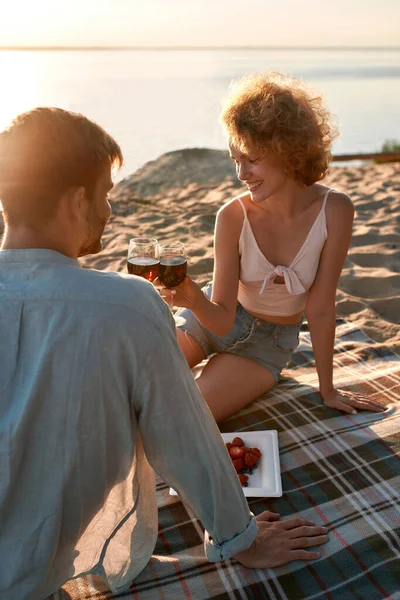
[158,241,187,326]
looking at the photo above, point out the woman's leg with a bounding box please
[196,353,276,422]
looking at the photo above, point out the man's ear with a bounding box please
[68,186,87,221]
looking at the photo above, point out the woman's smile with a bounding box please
[248,180,263,192]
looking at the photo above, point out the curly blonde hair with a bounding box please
[220,72,338,186]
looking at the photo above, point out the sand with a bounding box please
[1,149,399,350]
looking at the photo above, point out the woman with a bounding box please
[169,72,384,422]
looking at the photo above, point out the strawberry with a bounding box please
[232,437,244,447]
[226,442,233,452]
[238,473,249,486]
[249,447,261,459]
[229,446,245,459]
[232,458,245,473]
[244,452,259,468]
[243,446,250,454]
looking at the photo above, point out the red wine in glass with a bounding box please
[127,256,160,282]
[159,255,187,287]
[127,238,159,282]
[158,242,187,326]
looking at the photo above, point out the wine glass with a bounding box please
[158,241,187,326]
[127,238,160,282]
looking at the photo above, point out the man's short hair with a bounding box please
[0,107,123,225]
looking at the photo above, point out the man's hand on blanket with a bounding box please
[321,388,386,414]
[233,511,328,569]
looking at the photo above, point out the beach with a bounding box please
[2,149,398,349]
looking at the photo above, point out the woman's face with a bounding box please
[229,143,288,204]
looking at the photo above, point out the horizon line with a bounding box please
[1,45,400,52]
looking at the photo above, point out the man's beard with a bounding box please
[78,235,103,257]
[78,214,107,257]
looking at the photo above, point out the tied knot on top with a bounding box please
[259,265,306,296]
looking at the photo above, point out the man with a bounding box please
[0,108,328,600]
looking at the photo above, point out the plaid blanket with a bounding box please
[53,320,400,600]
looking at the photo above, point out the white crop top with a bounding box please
[237,189,330,316]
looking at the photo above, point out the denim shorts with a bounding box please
[176,283,303,381]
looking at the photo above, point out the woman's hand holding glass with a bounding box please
[159,275,201,310]
[127,238,203,326]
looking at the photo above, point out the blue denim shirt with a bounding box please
[0,249,257,600]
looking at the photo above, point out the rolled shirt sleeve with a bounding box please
[204,515,258,561]
[131,289,258,561]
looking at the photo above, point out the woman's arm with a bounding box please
[305,191,384,413]
[171,198,243,336]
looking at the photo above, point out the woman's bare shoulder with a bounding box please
[215,192,250,239]
[326,188,354,220]
[218,191,251,218]
[322,188,355,245]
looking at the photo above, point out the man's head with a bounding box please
[0,107,123,256]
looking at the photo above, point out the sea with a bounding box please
[1,48,399,180]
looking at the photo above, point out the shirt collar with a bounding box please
[0,248,80,267]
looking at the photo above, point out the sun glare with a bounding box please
[0,52,43,130]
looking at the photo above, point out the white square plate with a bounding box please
[170,430,282,498]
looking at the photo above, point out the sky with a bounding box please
[0,0,399,48]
